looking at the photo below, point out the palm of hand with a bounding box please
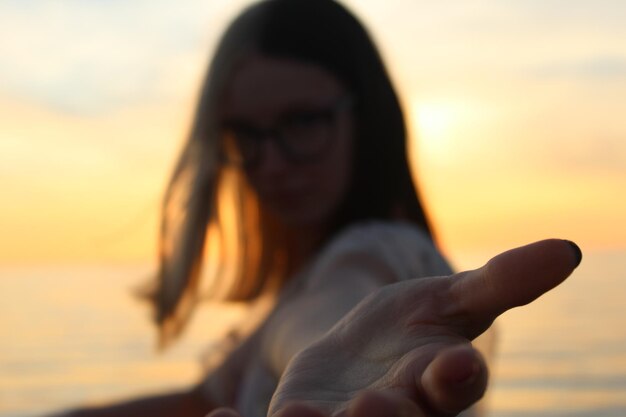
[269,276,485,416]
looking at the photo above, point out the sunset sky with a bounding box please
[1,0,625,265]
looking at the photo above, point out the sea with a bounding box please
[1,249,625,417]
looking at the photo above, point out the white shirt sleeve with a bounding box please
[304,221,453,290]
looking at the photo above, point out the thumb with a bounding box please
[445,239,582,337]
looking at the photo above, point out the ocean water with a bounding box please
[1,249,625,417]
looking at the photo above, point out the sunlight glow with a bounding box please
[411,101,457,160]
[1,0,625,264]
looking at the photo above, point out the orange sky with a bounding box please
[1,0,625,264]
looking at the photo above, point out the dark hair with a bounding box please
[153,0,435,347]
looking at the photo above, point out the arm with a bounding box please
[208,240,581,417]
[58,385,212,417]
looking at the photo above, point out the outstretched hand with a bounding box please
[210,239,582,417]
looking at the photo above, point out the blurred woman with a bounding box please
[57,1,542,416]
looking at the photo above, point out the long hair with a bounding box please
[153,0,435,347]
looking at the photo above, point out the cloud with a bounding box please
[531,57,626,80]
[0,0,246,115]
[547,135,626,176]
[2,0,625,117]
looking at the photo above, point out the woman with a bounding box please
[59,1,582,416]
[153,0,454,410]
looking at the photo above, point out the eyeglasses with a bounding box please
[219,95,352,168]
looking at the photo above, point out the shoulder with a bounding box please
[305,221,453,288]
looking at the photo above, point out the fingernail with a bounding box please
[563,240,582,267]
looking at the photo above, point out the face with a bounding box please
[219,55,354,231]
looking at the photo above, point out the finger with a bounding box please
[446,239,581,333]
[420,344,488,415]
[206,408,241,417]
[346,390,425,417]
